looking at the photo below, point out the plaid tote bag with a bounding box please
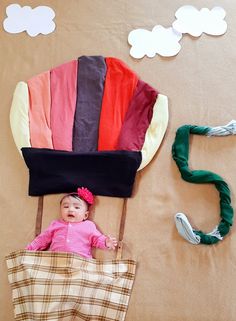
[6,199,136,321]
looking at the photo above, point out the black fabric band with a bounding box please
[22,148,142,197]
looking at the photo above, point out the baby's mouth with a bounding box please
[68,214,75,218]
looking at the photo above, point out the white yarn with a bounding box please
[175,213,223,244]
[207,120,236,136]
[206,226,223,240]
[174,213,200,245]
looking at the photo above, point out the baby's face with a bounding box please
[60,196,89,223]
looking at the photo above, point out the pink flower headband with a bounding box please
[77,187,94,205]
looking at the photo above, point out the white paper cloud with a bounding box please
[3,4,56,37]
[128,25,182,59]
[172,5,227,37]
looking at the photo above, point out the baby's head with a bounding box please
[60,187,94,223]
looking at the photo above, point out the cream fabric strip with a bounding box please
[10,81,31,156]
[138,94,169,171]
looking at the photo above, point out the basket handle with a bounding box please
[116,198,127,260]
[35,196,44,237]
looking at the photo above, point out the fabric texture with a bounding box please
[27,71,53,149]
[10,56,168,174]
[172,124,234,244]
[175,213,201,244]
[73,56,106,152]
[138,94,168,170]
[117,79,158,151]
[26,219,107,258]
[9,55,168,197]
[50,60,78,151]
[6,250,136,321]
[9,81,31,155]
[98,57,139,151]
[21,147,142,197]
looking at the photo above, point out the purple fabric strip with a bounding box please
[73,56,106,152]
[117,80,158,151]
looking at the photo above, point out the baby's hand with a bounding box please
[105,236,118,250]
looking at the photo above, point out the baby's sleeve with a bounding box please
[89,222,107,250]
[25,220,57,251]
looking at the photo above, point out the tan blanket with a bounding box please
[6,250,136,321]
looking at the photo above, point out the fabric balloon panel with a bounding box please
[139,94,169,171]
[10,81,31,155]
[98,57,139,151]
[27,71,53,149]
[10,56,168,196]
[50,59,78,151]
[11,56,167,156]
[73,56,106,152]
[117,79,158,151]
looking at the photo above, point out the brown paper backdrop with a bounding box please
[1,0,236,320]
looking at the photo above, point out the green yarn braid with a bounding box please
[172,125,234,245]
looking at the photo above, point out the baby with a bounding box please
[26,187,117,258]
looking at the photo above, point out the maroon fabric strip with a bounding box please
[117,80,158,151]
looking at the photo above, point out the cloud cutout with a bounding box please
[3,4,56,37]
[128,25,182,59]
[172,6,227,37]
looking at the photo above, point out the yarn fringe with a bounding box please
[207,120,236,136]
[175,213,200,245]
[175,213,224,244]
[207,226,223,240]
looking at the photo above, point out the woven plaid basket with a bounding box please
[6,249,136,321]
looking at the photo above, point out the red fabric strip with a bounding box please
[98,58,138,151]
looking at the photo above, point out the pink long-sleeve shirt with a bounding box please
[26,219,107,258]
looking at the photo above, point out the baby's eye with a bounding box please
[75,206,80,209]
[64,205,69,208]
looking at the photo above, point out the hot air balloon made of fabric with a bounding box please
[8,55,169,321]
[10,56,168,197]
